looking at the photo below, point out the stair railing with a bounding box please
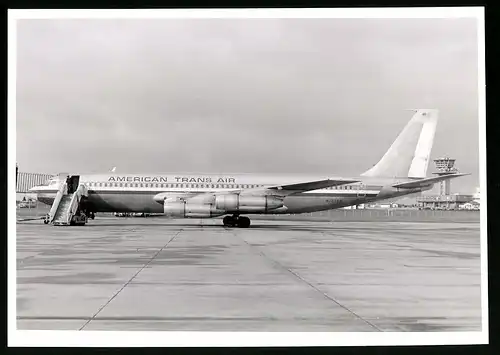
[64,184,88,224]
[48,182,67,223]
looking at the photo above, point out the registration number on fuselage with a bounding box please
[326,198,343,204]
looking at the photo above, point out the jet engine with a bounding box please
[214,194,283,213]
[164,201,225,218]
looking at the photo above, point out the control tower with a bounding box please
[433,156,458,195]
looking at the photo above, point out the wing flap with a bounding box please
[270,179,360,191]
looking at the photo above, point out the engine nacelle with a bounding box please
[164,201,225,218]
[214,194,283,213]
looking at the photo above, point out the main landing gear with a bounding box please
[223,215,251,228]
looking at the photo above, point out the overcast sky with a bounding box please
[16,17,480,194]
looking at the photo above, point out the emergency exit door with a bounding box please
[356,184,366,198]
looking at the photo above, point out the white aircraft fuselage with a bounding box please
[32,173,424,214]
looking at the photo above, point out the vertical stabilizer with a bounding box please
[361,109,438,178]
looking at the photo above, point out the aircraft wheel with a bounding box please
[223,216,235,227]
[44,219,49,224]
[238,216,251,228]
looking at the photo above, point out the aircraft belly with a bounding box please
[283,194,357,213]
[88,192,163,213]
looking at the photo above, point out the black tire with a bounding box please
[223,216,233,227]
[239,217,250,228]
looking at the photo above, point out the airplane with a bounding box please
[29,109,468,228]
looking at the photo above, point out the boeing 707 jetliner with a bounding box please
[29,109,468,227]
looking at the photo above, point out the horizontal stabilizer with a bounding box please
[392,173,469,189]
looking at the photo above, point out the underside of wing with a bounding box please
[239,178,360,197]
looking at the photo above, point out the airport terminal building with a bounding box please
[16,171,53,201]
[417,194,474,210]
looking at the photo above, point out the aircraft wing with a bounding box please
[155,178,360,204]
[239,178,360,197]
[392,173,469,189]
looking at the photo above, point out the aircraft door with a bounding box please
[66,175,80,194]
[356,183,366,198]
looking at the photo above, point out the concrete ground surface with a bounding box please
[16,217,482,331]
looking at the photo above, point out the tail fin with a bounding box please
[361,109,438,178]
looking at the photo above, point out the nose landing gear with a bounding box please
[223,215,251,228]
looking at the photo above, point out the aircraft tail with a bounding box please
[361,109,438,178]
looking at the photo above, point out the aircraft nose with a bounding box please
[28,186,40,193]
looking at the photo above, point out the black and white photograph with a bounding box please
[9,8,487,347]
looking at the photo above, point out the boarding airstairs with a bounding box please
[45,178,89,226]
